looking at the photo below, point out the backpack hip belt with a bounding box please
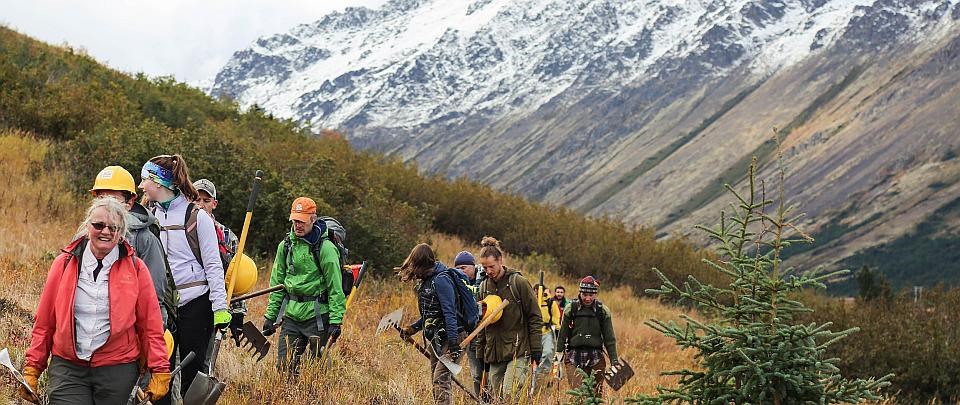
[176,280,208,290]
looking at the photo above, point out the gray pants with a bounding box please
[47,356,138,405]
[427,333,466,405]
[276,315,329,374]
[536,331,556,376]
[487,356,531,401]
[467,340,484,398]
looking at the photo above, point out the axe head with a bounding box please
[237,321,271,362]
[376,308,404,336]
[604,359,635,391]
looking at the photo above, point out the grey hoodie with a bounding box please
[127,202,171,325]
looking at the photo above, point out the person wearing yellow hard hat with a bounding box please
[92,165,185,405]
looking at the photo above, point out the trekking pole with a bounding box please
[225,170,263,303]
[322,261,369,368]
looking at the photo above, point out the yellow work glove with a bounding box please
[19,365,41,404]
[145,372,171,400]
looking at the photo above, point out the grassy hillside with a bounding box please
[0,132,696,403]
[0,25,720,294]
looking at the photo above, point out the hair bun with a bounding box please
[480,236,500,248]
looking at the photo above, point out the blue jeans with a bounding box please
[536,330,555,376]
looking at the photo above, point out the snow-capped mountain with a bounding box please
[212,0,960,288]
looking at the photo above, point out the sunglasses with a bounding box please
[90,222,120,233]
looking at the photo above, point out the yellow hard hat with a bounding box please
[481,295,504,324]
[90,166,137,195]
[226,254,258,295]
[163,329,175,359]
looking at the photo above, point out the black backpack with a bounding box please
[282,216,353,302]
[567,299,607,340]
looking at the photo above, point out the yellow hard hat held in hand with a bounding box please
[226,254,258,296]
[481,295,504,324]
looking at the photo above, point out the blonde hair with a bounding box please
[479,236,504,260]
[398,243,437,282]
[74,197,129,242]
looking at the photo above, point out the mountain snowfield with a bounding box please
[211,0,960,289]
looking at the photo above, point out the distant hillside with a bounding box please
[210,0,960,291]
[0,25,717,294]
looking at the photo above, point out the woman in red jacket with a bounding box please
[20,197,170,404]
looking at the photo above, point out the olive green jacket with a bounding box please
[476,268,543,364]
[557,299,618,363]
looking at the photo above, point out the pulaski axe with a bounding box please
[376,308,480,403]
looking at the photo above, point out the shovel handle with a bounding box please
[460,299,510,349]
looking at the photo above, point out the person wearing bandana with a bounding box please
[138,154,229,402]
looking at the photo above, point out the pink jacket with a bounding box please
[25,238,169,373]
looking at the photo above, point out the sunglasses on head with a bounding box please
[90,222,119,233]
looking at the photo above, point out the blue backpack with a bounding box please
[442,268,480,332]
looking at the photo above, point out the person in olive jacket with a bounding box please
[262,197,346,374]
[557,276,619,398]
[475,237,542,400]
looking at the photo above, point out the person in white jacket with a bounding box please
[139,154,229,401]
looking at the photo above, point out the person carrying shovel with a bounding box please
[262,197,346,374]
[397,243,474,405]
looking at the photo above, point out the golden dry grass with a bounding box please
[0,131,700,403]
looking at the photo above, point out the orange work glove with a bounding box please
[19,365,41,404]
[145,372,171,400]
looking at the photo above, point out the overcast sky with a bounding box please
[1,0,390,85]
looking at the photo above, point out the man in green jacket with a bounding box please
[263,197,346,373]
[475,237,542,400]
[557,276,618,398]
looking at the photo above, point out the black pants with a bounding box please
[47,356,138,405]
[176,292,213,397]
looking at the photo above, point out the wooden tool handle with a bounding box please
[460,299,510,349]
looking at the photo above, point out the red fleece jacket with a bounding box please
[25,238,169,373]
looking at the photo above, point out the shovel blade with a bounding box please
[604,359,635,391]
[438,354,462,376]
[0,348,39,402]
[376,308,403,336]
[183,371,226,405]
[238,321,271,362]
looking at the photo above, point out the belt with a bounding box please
[288,294,320,302]
[176,280,208,290]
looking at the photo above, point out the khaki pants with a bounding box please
[564,355,606,399]
[487,356,531,401]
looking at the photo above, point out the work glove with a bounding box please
[230,311,245,345]
[554,352,563,363]
[262,318,277,336]
[327,324,342,344]
[213,309,232,332]
[400,325,417,342]
[145,372,171,401]
[18,365,40,404]
[447,347,462,363]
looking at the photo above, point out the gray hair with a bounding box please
[74,197,129,242]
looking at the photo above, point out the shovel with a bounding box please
[0,348,40,404]
[375,309,480,403]
[375,309,462,375]
[183,333,227,405]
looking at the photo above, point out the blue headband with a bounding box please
[141,161,176,190]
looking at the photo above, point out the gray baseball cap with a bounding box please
[193,178,217,199]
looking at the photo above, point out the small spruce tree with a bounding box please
[630,160,891,404]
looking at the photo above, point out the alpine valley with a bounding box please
[210,0,960,292]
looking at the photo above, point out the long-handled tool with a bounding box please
[321,261,369,368]
[0,348,40,404]
[135,351,197,405]
[375,309,481,403]
[186,170,264,404]
[228,284,285,362]
[459,299,510,350]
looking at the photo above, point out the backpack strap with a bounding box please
[159,202,203,267]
